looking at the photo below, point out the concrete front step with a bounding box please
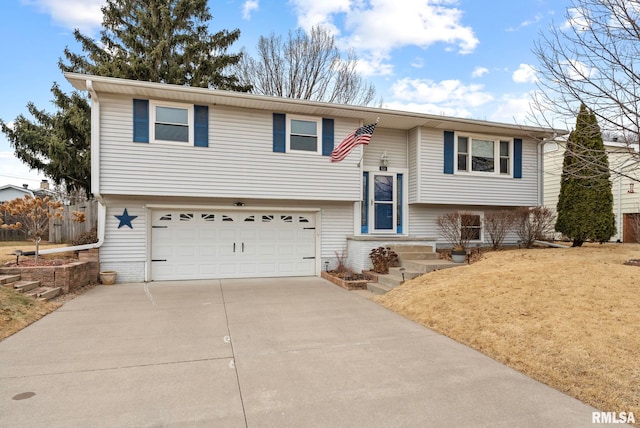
[387,245,434,253]
[14,280,41,293]
[402,259,462,273]
[367,282,393,295]
[395,252,440,262]
[0,274,21,286]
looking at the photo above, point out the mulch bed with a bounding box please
[623,259,640,266]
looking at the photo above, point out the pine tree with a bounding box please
[1,0,248,195]
[555,103,616,246]
[60,0,249,90]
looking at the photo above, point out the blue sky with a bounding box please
[0,0,572,188]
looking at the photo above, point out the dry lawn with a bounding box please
[376,244,640,424]
[0,240,74,264]
[0,287,61,341]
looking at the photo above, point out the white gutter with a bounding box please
[40,79,106,255]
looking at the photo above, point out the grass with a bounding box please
[375,243,640,425]
[0,286,61,341]
[0,240,74,264]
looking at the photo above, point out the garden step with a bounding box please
[14,280,41,293]
[24,286,48,298]
[37,287,61,301]
[401,259,460,273]
[0,274,21,285]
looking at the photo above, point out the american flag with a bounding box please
[330,122,378,163]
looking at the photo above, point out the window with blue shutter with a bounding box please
[444,130,455,174]
[194,105,208,147]
[514,138,523,179]
[133,99,149,143]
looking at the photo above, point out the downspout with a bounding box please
[537,139,547,206]
[40,79,106,255]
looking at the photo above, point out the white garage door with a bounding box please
[150,210,317,280]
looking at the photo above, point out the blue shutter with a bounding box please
[322,118,334,156]
[273,113,286,153]
[361,172,369,234]
[397,174,403,234]
[194,105,208,147]
[133,99,149,143]
[514,138,523,179]
[443,130,454,174]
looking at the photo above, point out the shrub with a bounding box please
[436,211,481,250]
[334,249,349,273]
[513,206,555,248]
[484,210,515,250]
[72,227,98,246]
[369,247,399,274]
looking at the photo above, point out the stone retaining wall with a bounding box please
[0,249,100,294]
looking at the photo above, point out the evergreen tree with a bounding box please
[1,0,248,195]
[555,103,616,246]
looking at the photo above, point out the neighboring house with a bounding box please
[0,184,34,202]
[544,138,640,242]
[65,72,560,283]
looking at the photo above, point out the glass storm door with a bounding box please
[371,173,396,232]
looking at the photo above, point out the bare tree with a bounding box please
[234,25,376,106]
[532,0,640,180]
[513,207,556,248]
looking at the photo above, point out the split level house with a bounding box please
[65,72,561,283]
[544,137,640,243]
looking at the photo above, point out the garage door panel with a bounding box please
[151,210,317,280]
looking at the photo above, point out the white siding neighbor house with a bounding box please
[65,72,561,283]
[544,139,640,243]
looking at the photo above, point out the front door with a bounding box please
[371,172,397,233]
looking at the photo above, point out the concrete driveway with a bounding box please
[0,277,610,427]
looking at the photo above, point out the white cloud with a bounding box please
[242,0,259,20]
[472,66,488,78]
[561,7,590,32]
[290,0,478,75]
[389,78,493,113]
[563,59,597,80]
[0,152,47,189]
[21,0,105,33]
[382,101,473,118]
[411,57,425,69]
[506,13,542,32]
[512,64,537,83]
[489,92,536,124]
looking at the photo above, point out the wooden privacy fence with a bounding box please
[49,200,98,244]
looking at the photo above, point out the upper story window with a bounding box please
[150,101,194,145]
[287,116,322,153]
[456,134,512,176]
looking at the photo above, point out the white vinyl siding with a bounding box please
[320,203,354,259]
[362,127,408,168]
[417,128,538,206]
[98,96,360,201]
[409,204,522,246]
[408,128,419,204]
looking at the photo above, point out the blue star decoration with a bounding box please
[115,208,138,229]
